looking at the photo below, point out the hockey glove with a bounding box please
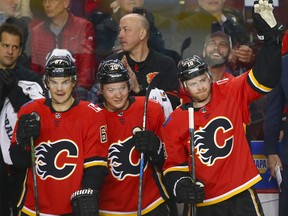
[133,130,160,154]
[252,0,284,45]
[16,113,40,148]
[174,177,205,204]
[71,189,99,216]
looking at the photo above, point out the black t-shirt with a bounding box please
[106,49,180,109]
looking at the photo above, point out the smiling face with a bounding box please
[203,35,230,67]
[102,81,130,112]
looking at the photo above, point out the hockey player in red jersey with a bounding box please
[96,59,174,215]
[162,1,283,215]
[9,49,109,215]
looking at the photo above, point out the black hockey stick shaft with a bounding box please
[188,107,196,216]
[137,73,159,216]
[31,112,40,216]
[180,37,192,59]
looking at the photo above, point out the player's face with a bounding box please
[203,36,230,67]
[47,76,76,111]
[118,16,144,52]
[43,0,69,19]
[184,73,212,107]
[197,0,225,14]
[102,81,130,112]
[118,0,144,14]
[0,32,22,69]
[0,0,19,16]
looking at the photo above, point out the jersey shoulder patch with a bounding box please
[88,103,102,113]
[215,78,229,85]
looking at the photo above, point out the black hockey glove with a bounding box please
[16,113,40,148]
[133,130,160,154]
[252,0,284,45]
[0,69,17,91]
[174,177,205,204]
[71,189,99,216]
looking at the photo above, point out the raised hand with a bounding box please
[252,0,284,44]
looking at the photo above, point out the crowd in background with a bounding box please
[1,0,287,135]
[0,0,288,215]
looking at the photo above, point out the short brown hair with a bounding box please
[0,23,23,48]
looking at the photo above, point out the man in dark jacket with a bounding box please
[106,13,180,109]
[0,23,44,216]
[176,0,255,74]
[264,54,288,216]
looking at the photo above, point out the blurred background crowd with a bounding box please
[0,0,287,215]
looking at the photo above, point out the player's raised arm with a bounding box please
[249,0,283,93]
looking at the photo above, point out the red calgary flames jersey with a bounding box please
[163,71,265,206]
[99,96,169,215]
[12,98,108,215]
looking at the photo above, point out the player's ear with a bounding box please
[202,47,206,58]
[139,29,146,40]
[72,80,77,87]
[64,0,70,9]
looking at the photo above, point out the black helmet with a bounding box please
[97,59,130,85]
[45,49,76,78]
[178,55,210,82]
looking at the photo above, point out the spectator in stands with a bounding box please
[176,0,255,73]
[87,11,118,65]
[107,0,181,64]
[180,31,234,104]
[0,0,20,25]
[30,0,97,99]
[202,31,234,81]
[106,13,180,109]
[0,1,34,68]
[5,16,31,67]
[0,23,44,216]
[264,54,288,216]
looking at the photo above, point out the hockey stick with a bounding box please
[137,73,160,216]
[188,107,196,216]
[180,37,192,59]
[31,112,40,216]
